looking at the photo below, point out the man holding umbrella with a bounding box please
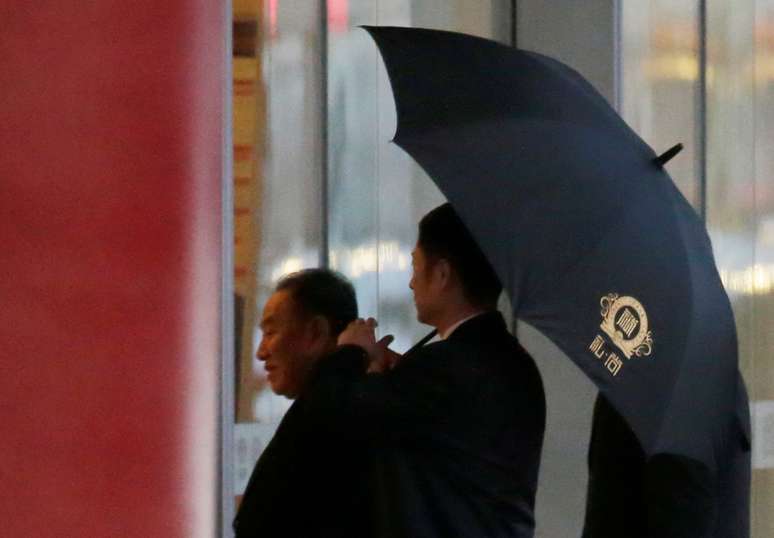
[305,203,546,537]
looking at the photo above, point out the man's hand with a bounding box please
[338,318,402,373]
[338,317,379,351]
[371,340,402,373]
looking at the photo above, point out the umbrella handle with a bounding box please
[654,143,684,167]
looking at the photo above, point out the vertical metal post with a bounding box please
[510,0,517,46]
[220,0,236,535]
[508,0,518,335]
[320,0,330,268]
[698,0,708,221]
[613,0,622,113]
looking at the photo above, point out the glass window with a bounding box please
[705,1,774,536]
[621,1,701,208]
[230,0,511,518]
[231,0,324,505]
[226,2,774,537]
[327,0,511,351]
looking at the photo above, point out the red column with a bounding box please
[0,2,224,536]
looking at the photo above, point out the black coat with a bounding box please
[306,311,546,538]
[233,390,372,537]
[582,394,751,538]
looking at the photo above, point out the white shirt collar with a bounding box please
[439,311,486,340]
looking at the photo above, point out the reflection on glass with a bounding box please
[247,0,324,423]
[621,0,700,207]
[751,2,774,537]
[705,0,756,386]
[719,264,774,296]
[705,1,774,536]
[231,0,325,507]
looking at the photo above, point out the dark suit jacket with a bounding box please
[306,311,546,538]
[582,394,751,538]
[233,388,372,537]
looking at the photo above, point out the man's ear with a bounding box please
[434,258,452,289]
[308,315,332,344]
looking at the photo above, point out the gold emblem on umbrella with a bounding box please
[599,293,654,359]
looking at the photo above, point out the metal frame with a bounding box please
[697,0,708,221]
[510,0,517,46]
[320,0,330,268]
[220,0,236,536]
[612,0,622,113]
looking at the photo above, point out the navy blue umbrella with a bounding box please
[364,26,750,471]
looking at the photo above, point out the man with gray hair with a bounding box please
[233,268,374,538]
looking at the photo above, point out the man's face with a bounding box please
[410,244,439,325]
[256,290,318,399]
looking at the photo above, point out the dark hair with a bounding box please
[418,202,502,308]
[276,268,358,335]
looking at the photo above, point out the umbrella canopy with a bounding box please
[364,25,750,469]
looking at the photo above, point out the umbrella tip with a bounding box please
[653,143,684,167]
